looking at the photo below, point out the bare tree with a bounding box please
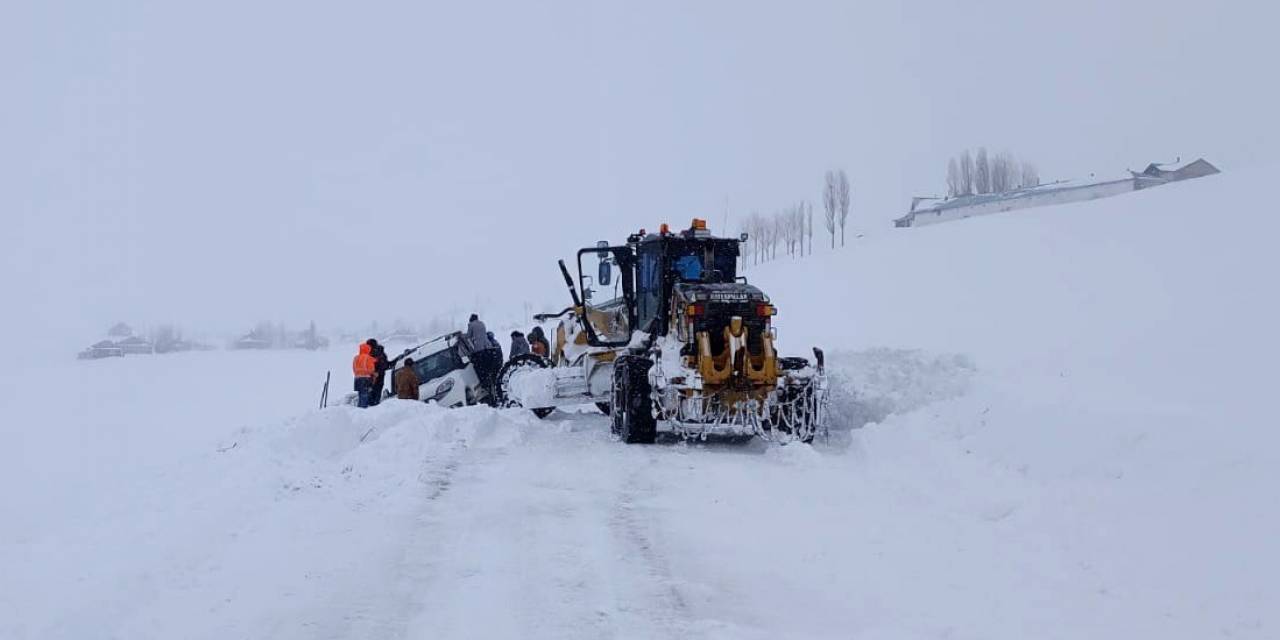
[768,213,779,260]
[800,203,808,256]
[780,210,792,257]
[959,149,975,195]
[747,209,757,264]
[974,147,991,194]
[806,201,814,255]
[1020,160,1040,188]
[950,148,1040,195]
[740,214,758,266]
[749,211,764,265]
[823,171,838,249]
[990,152,1011,193]
[836,169,851,246]
[788,204,798,257]
[780,207,797,257]
[946,157,960,197]
[762,212,773,263]
[788,203,798,256]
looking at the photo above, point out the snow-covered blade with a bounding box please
[649,336,830,443]
[653,373,828,443]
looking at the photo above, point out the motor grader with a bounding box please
[498,219,828,443]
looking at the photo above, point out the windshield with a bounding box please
[578,247,632,345]
[412,344,465,383]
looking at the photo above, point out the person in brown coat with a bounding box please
[395,357,421,400]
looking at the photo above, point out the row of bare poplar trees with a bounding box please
[946,148,1039,198]
[740,168,853,267]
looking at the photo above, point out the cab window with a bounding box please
[636,250,661,331]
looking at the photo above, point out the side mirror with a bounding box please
[598,257,612,286]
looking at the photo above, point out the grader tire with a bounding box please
[497,354,556,419]
[611,356,655,444]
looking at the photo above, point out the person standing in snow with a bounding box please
[367,339,391,406]
[528,326,550,359]
[395,357,421,400]
[464,314,492,353]
[509,330,530,361]
[488,331,503,364]
[464,314,499,405]
[352,341,378,408]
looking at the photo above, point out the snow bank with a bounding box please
[0,346,543,640]
[824,348,975,433]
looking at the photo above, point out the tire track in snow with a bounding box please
[605,452,695,632]
[311,431,509,640]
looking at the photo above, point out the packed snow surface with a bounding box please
[3,169,1277,638]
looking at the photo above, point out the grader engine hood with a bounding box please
[674,283,779,389]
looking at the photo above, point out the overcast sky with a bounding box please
[4,0,1276,342]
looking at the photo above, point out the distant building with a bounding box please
[896,157,1220,228]
[895,178,1137,228]
[78,340,124,360]
[232,335,272,350]
[116,335,155,355]
[293,333,330,351]
[381,329,422,345]
[1131,158,1220,188]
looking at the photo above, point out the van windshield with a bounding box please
[413,345,465,383]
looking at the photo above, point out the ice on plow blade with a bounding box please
[654,374,830,443]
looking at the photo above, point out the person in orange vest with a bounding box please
[352,341,378,407]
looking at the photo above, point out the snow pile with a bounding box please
[824,348,975,435]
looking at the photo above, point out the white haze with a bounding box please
[3,0,1276,343]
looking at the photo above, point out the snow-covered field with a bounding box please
[3,169,1277,639]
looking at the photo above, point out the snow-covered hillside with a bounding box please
[2,169,1276,639]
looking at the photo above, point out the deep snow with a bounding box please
[2,168,1277,639]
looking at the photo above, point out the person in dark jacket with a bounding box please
[509,330,530,360]
[367,339,390,406]
[488,331,503,363]
[528,326,550,358]
[465,314,494,353]
[395,357,421,400]
[464,314,500,405]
